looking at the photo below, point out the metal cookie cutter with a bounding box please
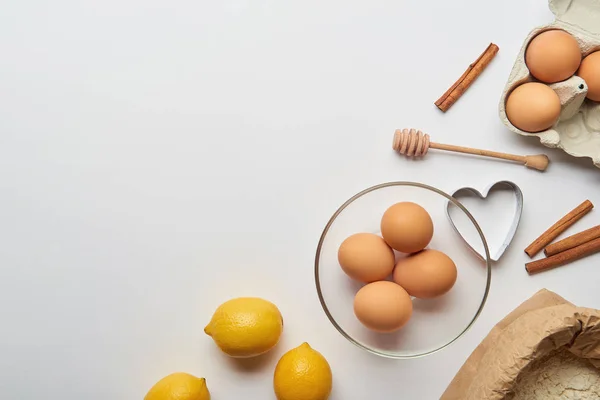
[445,181,523,262]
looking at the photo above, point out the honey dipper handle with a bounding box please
[429,142,549,171]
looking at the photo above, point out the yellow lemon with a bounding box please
[273,342,333,400]
[144,372,210,400]
[204,297,283,358]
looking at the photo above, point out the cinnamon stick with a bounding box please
[524,200,594,258]
[526,236,600,274]
[435,43,499,112]
[544,224,600,257]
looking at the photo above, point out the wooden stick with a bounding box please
[435,43,499,112]
[526,236,600,274]
[544,224,600,256]
[392,129,550,171]
[429,142,550,171]
[524,200,594,258]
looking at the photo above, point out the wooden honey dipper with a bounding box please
[392,129,550,171]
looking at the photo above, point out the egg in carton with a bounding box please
[498,0,600,168]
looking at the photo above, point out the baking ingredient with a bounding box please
[204,297,283,358]
[505,82,561,133]
[435,43,499,112]
[510,348,600,399]
[393,249,457,298]
[524,199,593,257]
[525,29,581,83]
[526,236,600,274]
[441,289,600,400]
[393,128,550,171]
[380,201,433,253]
[144,373,210,400]
[578,51,600,101]
[337,233,395,282]
[545,224,600,256]
[353,281,413,332]
[273,342,332,400]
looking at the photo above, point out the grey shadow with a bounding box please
[223,346,281,373]
[411,296,453,314]
[393,249,408,263]
[365,329,405,352]
[345,277,365,293]
[432,149,522,167]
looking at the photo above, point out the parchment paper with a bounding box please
[441,289,600,399]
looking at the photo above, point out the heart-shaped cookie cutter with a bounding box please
[445,181,523,262]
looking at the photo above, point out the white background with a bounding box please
[2,0,600,398]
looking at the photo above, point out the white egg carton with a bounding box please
[498,0,600,168]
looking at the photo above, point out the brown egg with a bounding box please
[353,281,413,333]
[505,82,561,133]
[337,233,395,283]
[393,249,457,299]
[525,29,581,83]
[578,51,600,101]
[380,202,433,254]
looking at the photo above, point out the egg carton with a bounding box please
[498,0,600,168]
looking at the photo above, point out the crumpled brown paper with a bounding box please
[441,289,600,400]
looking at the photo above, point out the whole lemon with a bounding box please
[273,342,332,400]
[144,372,210,400]
[204,297,283,358]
